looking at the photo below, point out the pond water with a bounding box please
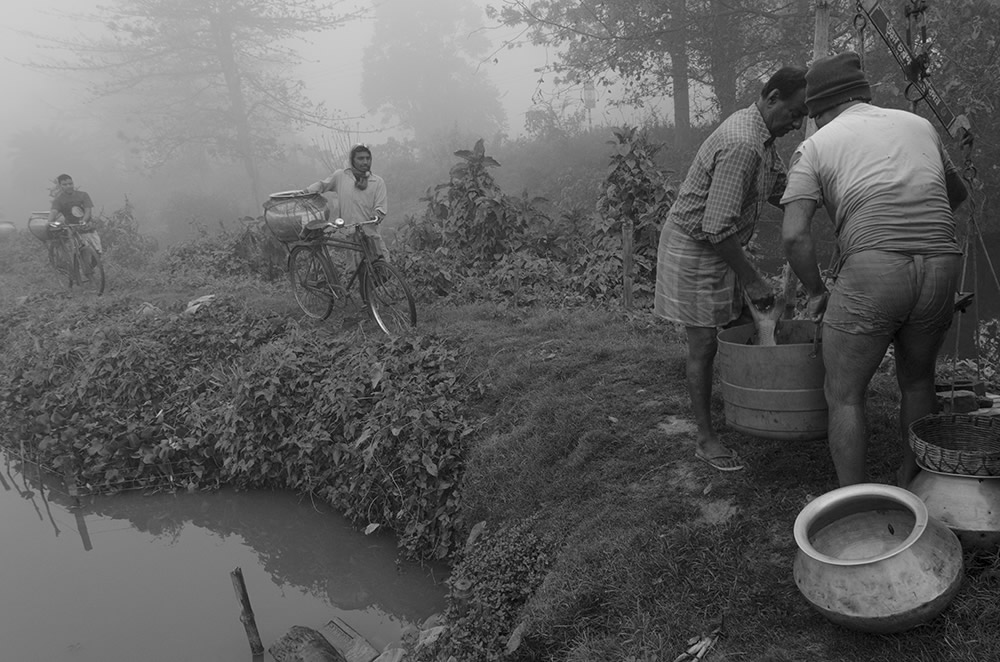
[0,449,447,662]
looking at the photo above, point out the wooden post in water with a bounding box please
[231,567,265,659]
[74,509,93,551]
[622,218,634,310]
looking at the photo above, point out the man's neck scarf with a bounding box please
[348,167,370,190]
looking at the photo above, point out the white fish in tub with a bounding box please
[745,291,786,346]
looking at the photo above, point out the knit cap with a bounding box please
[805,52,872,118]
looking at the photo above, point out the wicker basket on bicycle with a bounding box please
[909,413,1000,476]
[262,191,330,243]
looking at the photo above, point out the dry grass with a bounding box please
[421,303,1000,662]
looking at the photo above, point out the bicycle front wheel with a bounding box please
[364,260,417,336]
[70,250,106,295]
[50,240,73,288]
[288,245,335,320]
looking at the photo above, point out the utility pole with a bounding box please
[808,0,831,139]
[780,0,831,316]
[583,81,596,130]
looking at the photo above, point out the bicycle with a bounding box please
[47,219,105,296]
[274,203,416,335]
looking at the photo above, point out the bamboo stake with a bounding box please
[622,218,634,310]
[231,567,265,658]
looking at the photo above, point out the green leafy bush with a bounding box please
[596,126,676,294]
[0,294,479,559]
[92,198,159,268]
[413,516,557,662]
[395,132,675,308]
[209,332,480,558]
[0,297,289,491]
[413,139,547,268]
[162,218,286,281]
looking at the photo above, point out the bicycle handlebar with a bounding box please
[304,216,380,235]
[49,220,95,233]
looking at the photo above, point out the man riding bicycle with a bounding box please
[48,173,103,276]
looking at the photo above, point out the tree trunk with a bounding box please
[211,13,262,207]
[709,0,739,118]
[668,0,691,152]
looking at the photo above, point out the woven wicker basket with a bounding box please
[909,414,1000,476]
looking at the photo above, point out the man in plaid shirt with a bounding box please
[654,67,808,472]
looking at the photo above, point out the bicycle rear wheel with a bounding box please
[364,260,417,336]
[288,245,335,320]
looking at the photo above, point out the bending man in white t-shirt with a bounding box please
[781,52,968,488]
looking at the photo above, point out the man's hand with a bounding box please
[806,290,829,322]
[745,279,775,311]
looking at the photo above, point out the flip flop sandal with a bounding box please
[695,450,745,472]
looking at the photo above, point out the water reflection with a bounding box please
[0,449,447,662]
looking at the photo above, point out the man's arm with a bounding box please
[782,198,828,317]
[713,235,773,307]
[82,193,93,224]
[702,143,774,306]
[945,170,968,211]
[373,178,388,221]
[304,172,337,195]
[701,143,757,237]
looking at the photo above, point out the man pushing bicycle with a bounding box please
[49,173,103,276]
[302,144,389,262]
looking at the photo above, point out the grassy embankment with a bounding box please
[2,232,999,662]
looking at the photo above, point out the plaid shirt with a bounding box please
[668,104,786,246]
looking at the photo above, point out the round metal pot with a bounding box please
[793,483,963,633]
[909,468,1000,551]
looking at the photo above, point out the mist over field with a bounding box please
[0,0,672,249]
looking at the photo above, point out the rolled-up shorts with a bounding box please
[79,230,103,254]
[653,221,741,328]
[824,250,960,336]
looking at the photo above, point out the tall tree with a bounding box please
[853,0,1000,226]
[492,0,814,146]
[40,0,364,203]
[360,0,507,148]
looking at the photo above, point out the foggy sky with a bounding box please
[0,0,667,231]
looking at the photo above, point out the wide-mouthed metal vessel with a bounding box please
[909,467,1000,551]
[793,483,963,633]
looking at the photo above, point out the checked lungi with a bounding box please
[653,220,743,328]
